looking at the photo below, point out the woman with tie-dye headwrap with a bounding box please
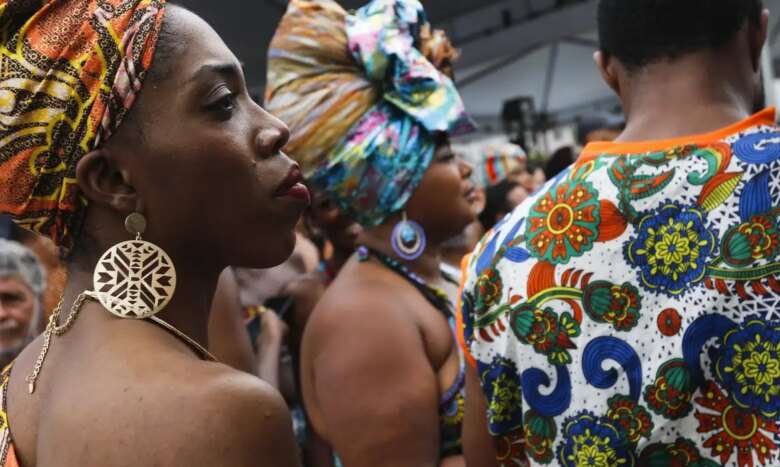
[0,2,304,465]
[266,1,478,465]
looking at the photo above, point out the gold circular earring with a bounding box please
[88,213,176,319]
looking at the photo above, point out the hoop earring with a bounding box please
[391,213,427,261]
[87,213,176,319]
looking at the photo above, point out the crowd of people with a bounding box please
[0,0,777,465]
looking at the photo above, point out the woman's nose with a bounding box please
[255,117,291,157]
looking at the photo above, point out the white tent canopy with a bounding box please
[183,0,780,122]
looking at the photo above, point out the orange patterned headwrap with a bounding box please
[0,0,166,252]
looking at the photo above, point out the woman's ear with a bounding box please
[75,149,138,216]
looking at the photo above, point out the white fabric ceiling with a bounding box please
[181,0,780,120]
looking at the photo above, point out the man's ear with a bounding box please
[749,9,770,72]
[75,148,138,216]
[594,50,621,95]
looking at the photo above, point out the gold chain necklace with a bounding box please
[147,315,217,362]
[26,293,90,394]
[26,293,217,395]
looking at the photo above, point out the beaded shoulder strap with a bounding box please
[358,246,455,318]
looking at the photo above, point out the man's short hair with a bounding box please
[598,0,763,69]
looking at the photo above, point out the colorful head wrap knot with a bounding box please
[480,142,527,187]
[0,0,166,252]
[266,0,475,227]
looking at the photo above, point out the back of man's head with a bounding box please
[598,0,763,69]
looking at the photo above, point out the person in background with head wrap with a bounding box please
[479,142,528,188]
[0,1,305,465]
[480,140,546,206]
[475,141,544,233]
[266,0,477,465]
[0,240,45,369]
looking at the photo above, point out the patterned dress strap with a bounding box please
[0,364,20,467]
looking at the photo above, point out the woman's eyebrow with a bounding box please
[188,62,242,84]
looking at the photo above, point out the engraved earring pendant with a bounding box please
[88,213,176,319]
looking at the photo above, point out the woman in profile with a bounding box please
[266,1,478,465]
[0,1,305,465]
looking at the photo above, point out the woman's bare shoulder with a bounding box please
[139,362,301,466]
[303,266,425,352]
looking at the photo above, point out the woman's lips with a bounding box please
[274,166,311,205]
[281,183,311,204]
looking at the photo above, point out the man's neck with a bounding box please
[617,57,754,142]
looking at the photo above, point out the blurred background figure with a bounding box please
[479,179,528,231]
[277,188,362,467]
[0,215,66,323]
[478,142,528,187]
[472,141,544,231]
[0,239,45,369]
[576,110,624,146]
[234,227,319,324]
[287,187,362,347]
[544,110,624,180]
[478,141,546,194]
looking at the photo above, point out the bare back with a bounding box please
[5,303,299,467]
[300,257,463,466]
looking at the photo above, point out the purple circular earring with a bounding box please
[391,213,427,261]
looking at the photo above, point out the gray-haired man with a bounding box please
[0,239,45,369]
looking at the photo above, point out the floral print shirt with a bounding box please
[457,109,780,467]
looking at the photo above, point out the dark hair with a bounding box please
[146,3,186,84]
[598,0,763,69]
[480,180,520,231]
[121,3,186,147]
[544,146,576,181]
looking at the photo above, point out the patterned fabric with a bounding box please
[0,364,19,467]
[266,0,474,227]
[439,363,466,458]
[480,142,528,187]
[0,0,166,252]
[457,108,780,466]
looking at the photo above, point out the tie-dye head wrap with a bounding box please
[0,0,166,252]
[266,0,475,227]
[480,142,527,187]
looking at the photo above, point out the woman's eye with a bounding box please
[214,94,236,113]
[207,87,238,117]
